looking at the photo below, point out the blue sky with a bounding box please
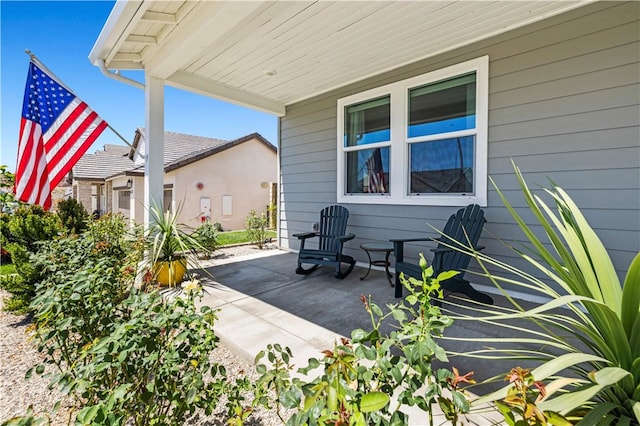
[1,1,278,172]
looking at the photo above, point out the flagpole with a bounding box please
[107,124,136,150]
[24,49,136,151]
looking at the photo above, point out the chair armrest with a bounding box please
[390,237,433,264]
[431,247,452,254]
[430,245,485,253]
[338,233,356,243]
[293,232,318,240]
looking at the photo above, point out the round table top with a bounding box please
[360,242,394,252]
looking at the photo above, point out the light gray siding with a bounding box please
[279,1,640,290]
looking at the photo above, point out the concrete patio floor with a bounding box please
[195,247,540,424]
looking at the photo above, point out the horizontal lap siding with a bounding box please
[279,1,639,288]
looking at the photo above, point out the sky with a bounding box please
[0,0,278,173]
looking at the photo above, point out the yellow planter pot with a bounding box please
[154,259,187,286]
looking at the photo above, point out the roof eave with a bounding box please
[89,1,145,68]
[164,132,276,173]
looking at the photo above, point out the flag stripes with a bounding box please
[16,119,50,207]
[366,148,386,193]
[14,60,107,210]
[45,100,107,187]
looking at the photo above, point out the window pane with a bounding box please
[346,147,390,194]
[409,136,474,194]
[344,96,390,146]
[408,73,476,138]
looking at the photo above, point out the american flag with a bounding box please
[14,60,108,210]
[366,148,386,193]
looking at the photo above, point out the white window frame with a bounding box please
[337,56,488,206]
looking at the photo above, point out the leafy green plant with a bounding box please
[496,367,571,426]
[254,255,474,425]
[70,290,238,425]
[446,163,640,424]
[1,204,62,252]
[0,204,63,312]
[0,262,16,275]
[0,164,18,213]
[56,197,90,234]
[24,218,249,425]
[194,222,219,257]
[245,209,269,249]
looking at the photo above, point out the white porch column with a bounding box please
[144,73,165,228]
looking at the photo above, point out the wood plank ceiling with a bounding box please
[91,0,593,115]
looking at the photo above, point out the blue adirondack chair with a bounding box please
[294,205,356,279]
[391,204,493,304]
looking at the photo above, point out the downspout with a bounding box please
[96,59,145,90]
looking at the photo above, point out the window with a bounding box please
[344,96,391,194]
[337,56,488,206]
[163,188,173,212]
[118,190,131,211]
[222,195,232,216]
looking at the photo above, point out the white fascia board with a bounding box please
[167,71,285,117]
[89,0,145,67]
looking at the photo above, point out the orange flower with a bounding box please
[448,367,476,388]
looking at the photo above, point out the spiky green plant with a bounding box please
[142,202,206,287]
[444,162,639,424]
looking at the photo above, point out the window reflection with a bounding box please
[346,147,390,194]
[408,73,476,138]
[344,96,390,147]
[409,137,474,194]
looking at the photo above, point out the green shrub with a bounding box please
[72,291,238,425]
[0,243,38,313]
[254,256,473,425]
[29,264,246,425]
[194,222,219,256]
[0,164,18,213]
[56,197,89,234]
[245,209,268,249]
[1,204,62,252]
[0,204,63,313]
[21,215,249,424]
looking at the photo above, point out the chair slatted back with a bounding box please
[435,204,485,272]
[318,205,350,253]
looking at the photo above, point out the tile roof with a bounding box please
[157,130,229,165]
[73,129,275,180]
[72,144,134,180]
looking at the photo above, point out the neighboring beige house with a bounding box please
[69,144,132,216]
[70,130,277,230]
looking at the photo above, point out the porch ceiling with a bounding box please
[90,0,593,116]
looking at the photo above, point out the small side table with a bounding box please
[360,242,394,287]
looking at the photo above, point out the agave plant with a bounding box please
[443,162,639,424]
[143,202,206,287]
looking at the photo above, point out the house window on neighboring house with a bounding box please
[337,56,488,206]
[91,184,98,213]
[98,184,106,215]
[118,190,131,211]
[222,195,232,216]
[163,188,173,213]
